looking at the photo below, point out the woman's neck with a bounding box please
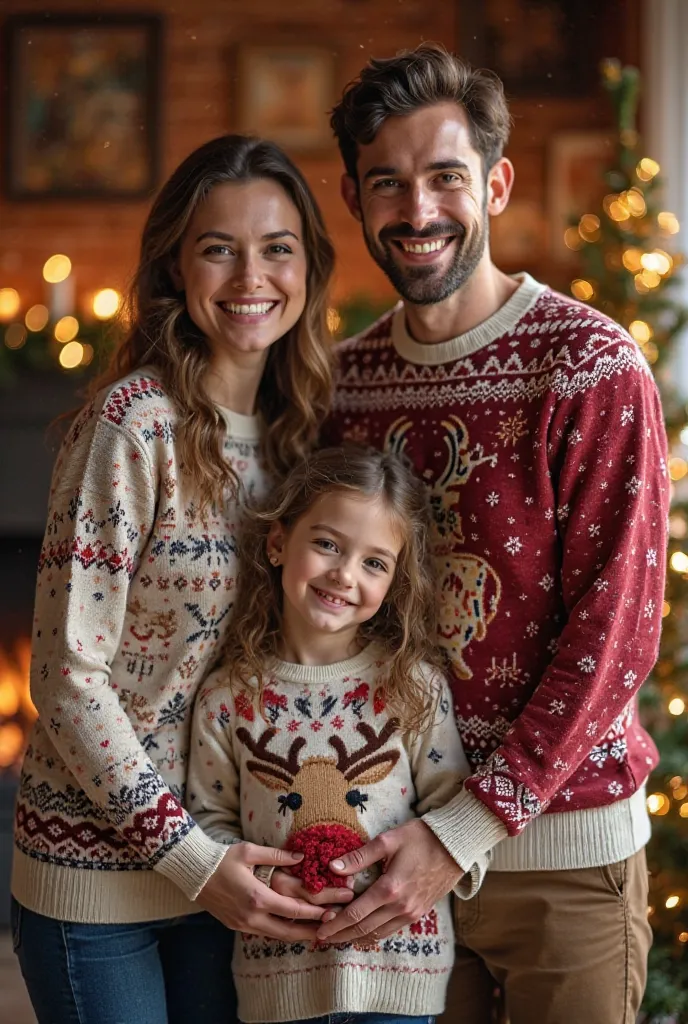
[203,348,269,415]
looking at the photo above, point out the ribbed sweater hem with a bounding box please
[490,784,650,871]
[11,847,201,924]
[236,963,451,1022]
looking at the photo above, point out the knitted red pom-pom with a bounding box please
[285,824,363,894]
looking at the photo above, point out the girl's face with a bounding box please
[173,179,308,368]
[268,491,404,661]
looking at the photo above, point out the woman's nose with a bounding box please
[230,255,265,293]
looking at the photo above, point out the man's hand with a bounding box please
[315,819,463,943]
[270,868,355,906]
[196,843,332,941]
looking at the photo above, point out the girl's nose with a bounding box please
[328,563,354,587]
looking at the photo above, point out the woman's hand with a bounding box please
[270,868,355,907]
[195,843,335,940]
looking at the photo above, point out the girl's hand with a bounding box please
[195,842,333,940]
[270,867,355,907]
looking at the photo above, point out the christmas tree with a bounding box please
[569,59,688,1022]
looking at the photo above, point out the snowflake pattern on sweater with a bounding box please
[326,275,669,838]
[187,647,480,1021]
[12,370,271,923]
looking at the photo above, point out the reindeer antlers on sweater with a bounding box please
[329,720,399,780]
[235,726,306,786]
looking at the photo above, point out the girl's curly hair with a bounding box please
[224,445,441,733]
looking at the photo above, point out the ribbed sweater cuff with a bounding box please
[423,788,509,872]
[154,824,228,900]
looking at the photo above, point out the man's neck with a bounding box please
[403,259,519,345]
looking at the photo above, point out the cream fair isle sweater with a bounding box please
[187,645,485,1023]
[12,370,271,924]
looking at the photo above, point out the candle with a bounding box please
[43,255,75,322]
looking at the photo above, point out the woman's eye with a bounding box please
[203,244,233,256]
[267,243,293,256]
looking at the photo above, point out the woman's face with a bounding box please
[173,179,308,366]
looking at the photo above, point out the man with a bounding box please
[316,42,668,1023]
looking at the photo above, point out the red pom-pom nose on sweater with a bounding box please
[285,823,363,893]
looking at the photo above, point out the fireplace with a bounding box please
[0,372,82,927]
[0,537,41,926]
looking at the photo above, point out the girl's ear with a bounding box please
[267,522,287,566]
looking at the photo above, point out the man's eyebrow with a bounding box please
[310,524,397,562]
[362,159,471,183]
[195,229,299,243]
[362,165,398,182]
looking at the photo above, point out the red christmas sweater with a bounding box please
[325,274,669,868]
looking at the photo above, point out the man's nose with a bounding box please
[399,184,440,234]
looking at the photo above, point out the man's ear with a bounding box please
[341,174,362,222]
[486,157,515,217]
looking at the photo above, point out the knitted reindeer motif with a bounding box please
[236,720,399,892]
[385,415,502,680]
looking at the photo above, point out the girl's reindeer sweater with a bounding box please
[187,644,485,1023]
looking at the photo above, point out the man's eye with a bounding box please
[372,179,400,190]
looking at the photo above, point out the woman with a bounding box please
[11,135,335,1024]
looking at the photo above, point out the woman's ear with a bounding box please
[266,522,287,566]
[169,259,185,293]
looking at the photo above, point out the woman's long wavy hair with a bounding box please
[224,446,441,733]
[91,135,335,507]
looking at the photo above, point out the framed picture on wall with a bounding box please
[234,45,336,152]
[2,14,161,199]
[548,131,614,260]
[458,0,607,96]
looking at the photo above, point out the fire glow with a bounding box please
[0,638,35,771]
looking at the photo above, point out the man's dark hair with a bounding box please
[330,42,511,180]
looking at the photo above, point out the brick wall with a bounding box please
[0,0,640,315]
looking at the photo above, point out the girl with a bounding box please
[187,446,485,1024]
[11,134,336,1024]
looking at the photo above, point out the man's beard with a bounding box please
[363,213,488,306]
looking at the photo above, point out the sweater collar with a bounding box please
[390,272,546,366]
[216,405,263,441]
[270,642,384,684]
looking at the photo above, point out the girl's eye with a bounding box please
[365,558,388,573]
[314,539,338,552]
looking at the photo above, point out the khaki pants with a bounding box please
[440,849,652,1024]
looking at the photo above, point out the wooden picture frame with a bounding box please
[547,131,615,260]
[458,0,608,97]
[2,14,162,200]
[234,44,336,152]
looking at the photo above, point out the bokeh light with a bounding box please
[42,255,72,284]
[58,340,84,369]
[0,287,21,321]
[92,288,121,320]
[25,304,50,332]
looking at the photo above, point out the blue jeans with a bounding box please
[282,1017,435,1023]
[11,897,236,1024]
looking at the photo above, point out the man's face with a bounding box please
[343,102,494,305]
